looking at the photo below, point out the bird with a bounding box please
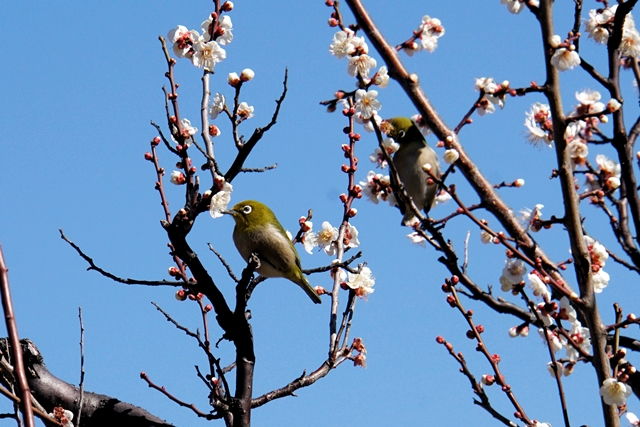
[386,116,440,225]
[223,200,322,304]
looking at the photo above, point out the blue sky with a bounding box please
[2,1,640,426]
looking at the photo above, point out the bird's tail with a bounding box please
[295,275,322,304]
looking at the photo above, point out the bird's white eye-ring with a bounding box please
[242,205,252,214]
[398,130,406,139]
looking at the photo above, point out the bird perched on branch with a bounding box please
[386,117,440,225]
[224,200,322,304]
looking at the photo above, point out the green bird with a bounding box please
[386,117,440,225]
[224,200,322,304]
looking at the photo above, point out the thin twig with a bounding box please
[76,307,85,427]
[0,246,35,427]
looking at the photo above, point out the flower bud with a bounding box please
[221,1,234,11]
[175,289,187,301]
[151,136,161,146]
[240,68,255,82]
[227,72,240,87]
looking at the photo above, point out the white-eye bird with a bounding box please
[224,200,322,304]
[387,117,440,224]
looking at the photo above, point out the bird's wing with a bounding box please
[250,224,297,275]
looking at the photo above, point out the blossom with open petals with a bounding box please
[354,89,381,119]
[345,266,375,298]
[209,93,226,120]
[209,182,233,218]
[347,54,377,78]
[191,40,226,71]
[168,26,200,58]
[551,47,581,71]
[599,378,632,406]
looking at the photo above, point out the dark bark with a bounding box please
[0,339,174,427]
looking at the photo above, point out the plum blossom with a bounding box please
[500,258,526,292]
[475,77,506,114]
[345,266,375,298]
[191,40,226,71]
[201,14,233,44]
[564,320,591,362]
[551,46,581,71]
[168,25,200,58]
[593,269,610,293]
[558,297,577,323]
[419,15,445,52]
[480,230,493,244]
[585,6,617,44]
[528,272,550,300]
[360,171,396,206]
[571,89,606,116]
[329,29,368,58]
[524,103,553,147]
[347,54,377,78]
[411,114,432,135]
[209,181,233,218]
[539,328,563,352]
[520,204,544,232]
[370,137,399,168]
[626,412,640,426]
[209,93,226,120]
[237,102,254,120]
[407,232,427,247]
[170,171,186,185]
[599,378,632,406]
[49,407,74,427]
[310,221,339,256]
[354,89,381,119]
[501,0,526,14]
[358,113,382,133]
[372,66,389,87]
[344,223,360,249]
[443,149,459,164]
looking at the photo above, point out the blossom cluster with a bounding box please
[474,77,509,115]
[401,15,446,56]
[329,28,387,120]
[167,6,233,72]
[585,5,640,58]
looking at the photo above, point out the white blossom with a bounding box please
[558,297,577,323]
[345,266,375,297]
[372,66,389,87]
[539,328,563,352]
[599,378,632,406]
[344,223,360,249]
[170,170,186,185]
[370,137,399,168]
[480,230,493,244]
[407,232,427,247]
[201,14,233,45]
[500,258,526,291]
[191,40,226,71]
[315,221,339,256]
[501,0,526,14]
[626,412,640,426]
[585,7,617,44]
[565,320,591,362]
[443,149,459,164]
[551,47,581,71]
[347,54,377,78]
[209,182,233,218]
[528,273,550,300]
[419,15,445,52]
[354,89,381,119]
[593,269,610,293]
[524,103,553,147]
[237,102,254,120]
[329,30,367,59]
[168,25,200,58]
[209,93,226,120]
